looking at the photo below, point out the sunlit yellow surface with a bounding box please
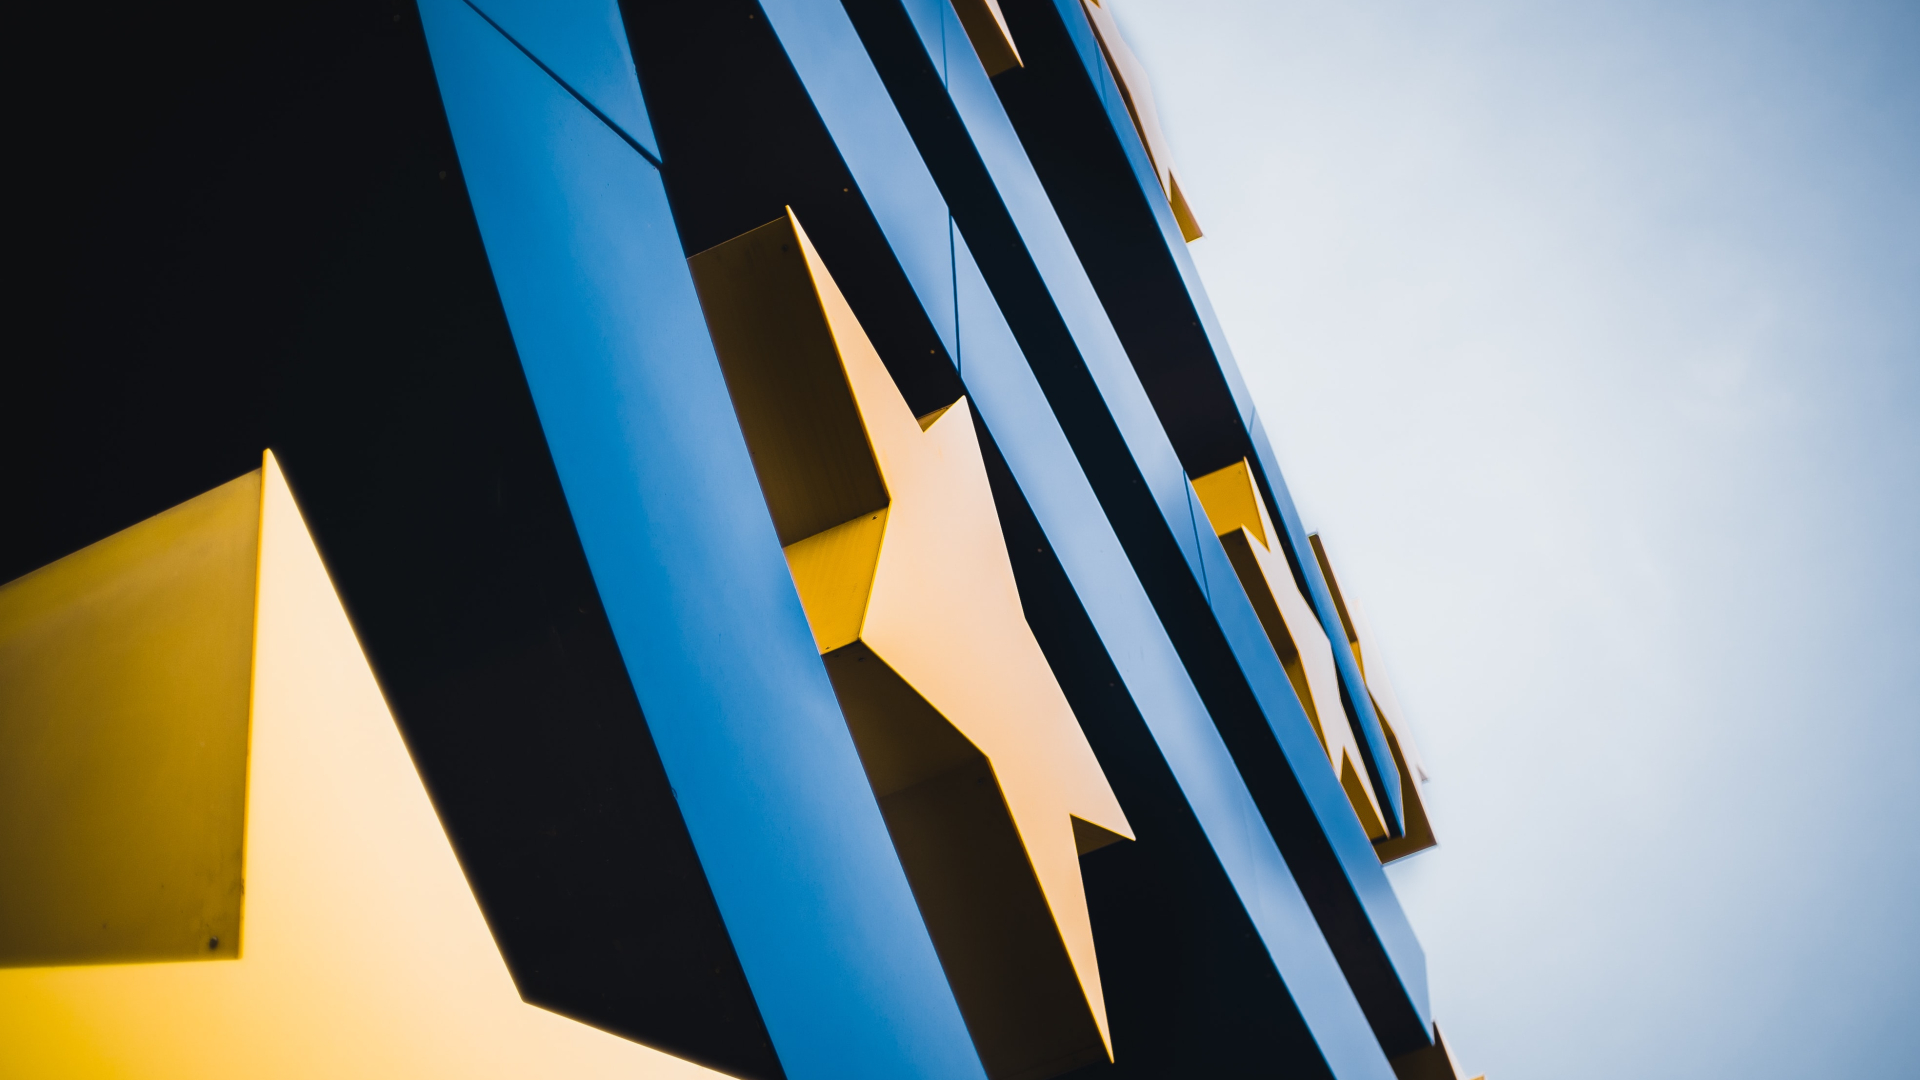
[0,455,727,1080]
[1191,460,1389,839]
[692,212,1133,1080]
[953,0,1023,76]
[1,472,259,967]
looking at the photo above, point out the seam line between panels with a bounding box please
[456,0,664,169]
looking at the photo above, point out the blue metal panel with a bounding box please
[415,1,986,1076]
[1043,0,1253,426]
[761,3,958,355]
[461,0,659,160]
[955,234,1396,1080]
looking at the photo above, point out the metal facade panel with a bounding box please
[773,0,1432,1056]
[1245,408,1411,866]
[0,458,731,1079]
[810,0,1429,1048]
[1188,482,1431,1028]
[1007,0,1410,859]
[10,0,1470,1075]
[925,0,1403,834]
[0,472,259,968]
[416,2,985,1076]
[463,0,659,159]
[855,0,1410,844]
[952,236,1396,1080]
[716,0,1397,1070]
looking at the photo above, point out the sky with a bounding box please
[1104,1,1920,1077]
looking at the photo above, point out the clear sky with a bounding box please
[1105,1,1920,1076]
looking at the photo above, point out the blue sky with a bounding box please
[1106,1,1920,1076]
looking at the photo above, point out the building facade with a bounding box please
[1,1,1475,1077]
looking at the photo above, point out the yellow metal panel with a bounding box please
[1190,458,1271,550]
[1191,460,1389,840]
[692,211,1134,1080]
[0,455,729,1079]
[785,509,890,653]
[953,0,1023,77]
[0,470,260,968]
[1339,756,1389,841]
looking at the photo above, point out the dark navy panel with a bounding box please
[462,0,658,158]
[416,2,987,1077]
[11,0,798,1060]
[791,0,1428,1053]
[1003,0,1254,454]
[738,1,958,356]
[13,2,783,1072]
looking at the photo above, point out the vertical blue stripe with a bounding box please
[415,1,985,1075]
[464,0,659,158]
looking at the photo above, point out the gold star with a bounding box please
[692,212,1134,1080]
